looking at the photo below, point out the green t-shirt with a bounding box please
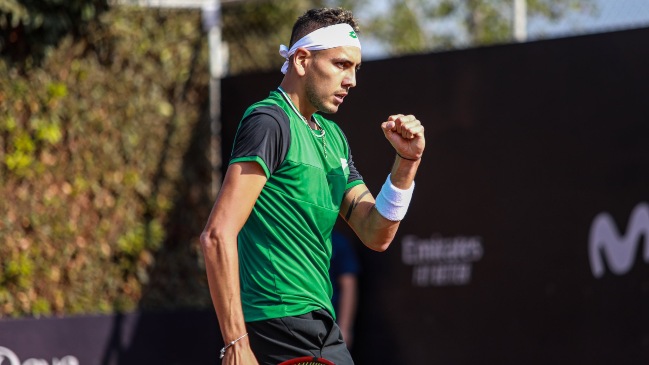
[229,89,364,322]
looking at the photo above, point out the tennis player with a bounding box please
[200,7,425,365]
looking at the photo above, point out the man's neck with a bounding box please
[278,82,317,125]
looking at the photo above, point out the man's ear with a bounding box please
[292,47,311,76]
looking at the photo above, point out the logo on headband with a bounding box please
[349,31,358,39]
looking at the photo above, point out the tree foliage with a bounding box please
[222,0,309,75]
[361,0,596,55]
[0,6,211,317]
[0,0,108,66]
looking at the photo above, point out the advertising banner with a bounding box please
[0,311,221,365]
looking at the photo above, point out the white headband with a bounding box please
[279,23,361,74]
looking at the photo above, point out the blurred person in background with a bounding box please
[329,230,360,350]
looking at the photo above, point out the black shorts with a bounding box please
[246,309,354,365]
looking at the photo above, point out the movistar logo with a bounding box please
[589,202,649,278]
[349,31,357,39]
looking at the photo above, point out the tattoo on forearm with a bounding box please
[345,190,370,221]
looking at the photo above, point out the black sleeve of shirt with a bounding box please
[230,105,290,176]
[347,147,363,184]
[338,127,363,185]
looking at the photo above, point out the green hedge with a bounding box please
[0,6,214,317]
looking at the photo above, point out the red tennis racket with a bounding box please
[278,356,335,365]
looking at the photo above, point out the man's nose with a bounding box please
[343,69,356,88]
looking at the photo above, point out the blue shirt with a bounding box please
[328,230,360,314]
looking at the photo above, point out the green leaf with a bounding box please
[47,82,68,100]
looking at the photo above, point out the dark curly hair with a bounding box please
[289,8,360,48]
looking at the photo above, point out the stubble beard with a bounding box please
[305,75,337,115]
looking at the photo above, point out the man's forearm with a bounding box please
[389,154,421,189]
[347,156,421,251]
[199,162,266,364]
[200,230,248,342]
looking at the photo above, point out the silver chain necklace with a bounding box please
[278,87,327,158]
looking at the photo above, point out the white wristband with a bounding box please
[375,174,415,221]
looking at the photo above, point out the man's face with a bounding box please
[304,46,361,115]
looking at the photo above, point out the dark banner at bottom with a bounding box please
[0,310,221,365]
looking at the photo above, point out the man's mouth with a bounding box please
[334,92,347,104]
